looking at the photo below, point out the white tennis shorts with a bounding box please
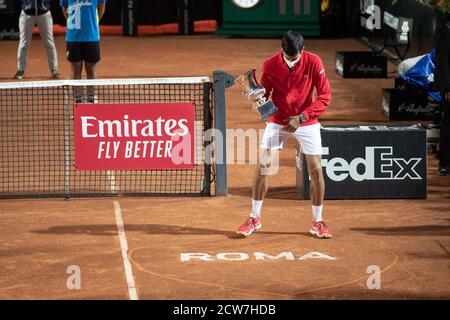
[260,122,323,155]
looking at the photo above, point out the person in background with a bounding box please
[435,6,450,176]
[60,0,106,103]
[14,0,60,80]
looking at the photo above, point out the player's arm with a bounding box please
[257,62,274,111]
[61,7,68,20]
[300,57,331,123]
[285,57,330,131]
[260,62,273,101]
[97,3,106,21]
[60,0,69,19]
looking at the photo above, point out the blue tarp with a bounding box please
[398,49,442,103]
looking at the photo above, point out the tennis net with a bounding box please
[0,77,213,198]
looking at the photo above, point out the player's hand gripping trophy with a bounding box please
[234,69,278,121]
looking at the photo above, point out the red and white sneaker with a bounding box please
[236,216,262,237]
[310,221,333,239]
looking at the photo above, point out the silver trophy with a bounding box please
[234,68,278,121]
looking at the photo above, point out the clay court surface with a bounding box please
[0,35,449,300]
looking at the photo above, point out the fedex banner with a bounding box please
[74,103,195,170]
[296,126,427,199]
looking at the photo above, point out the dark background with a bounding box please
[360,0,438,57]
[12,0,222,26]
[0,0,440,57]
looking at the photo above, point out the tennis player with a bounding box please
[60,0,106,103]
[237,31,332,239]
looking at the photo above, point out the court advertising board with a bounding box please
[297,125,427,199]
[74,103,196,170]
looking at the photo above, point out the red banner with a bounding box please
[74,103,195,170]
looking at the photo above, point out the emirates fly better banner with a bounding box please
[74,103,196,170]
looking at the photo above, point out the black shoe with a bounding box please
[51,68,60,79]
[74,96,82,104]
[438,165,450,176]
[87,95,96,103]
[14,70,25,80]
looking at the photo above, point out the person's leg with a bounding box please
[305,154,325,211]
[71,61,82,79]
[236,149,279,237]
[84,62,97,102]
[16,11,35,77]
[305,154,331,238]
[439,96,450,174]
[251,123,285,216]
[36,11,59,77]
[435,14,450,174]
[294,123,331,238]
[84,62,97,79]
[251,148,279,215]
[67,41,83,101]
[71,61,83,102]
[236,123,285,237]
[83,42,100,102]
[252,162,270,202]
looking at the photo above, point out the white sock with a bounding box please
[312,205,323,222]
[250,199,263,218]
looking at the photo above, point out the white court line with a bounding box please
[106,171,137,299]
[113,200,139,300]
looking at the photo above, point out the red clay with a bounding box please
[0,35,449,300]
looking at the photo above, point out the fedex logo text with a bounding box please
[322,146,422,182]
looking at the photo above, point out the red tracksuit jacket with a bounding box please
[260,50,331,126]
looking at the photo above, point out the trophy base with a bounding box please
[258,100,278,122]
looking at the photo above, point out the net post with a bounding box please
[64,86,71,200]
[212,70,235,196]
[202,82,212,195]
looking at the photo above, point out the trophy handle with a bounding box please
[251,68,260,86]
[234,68,266,101]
